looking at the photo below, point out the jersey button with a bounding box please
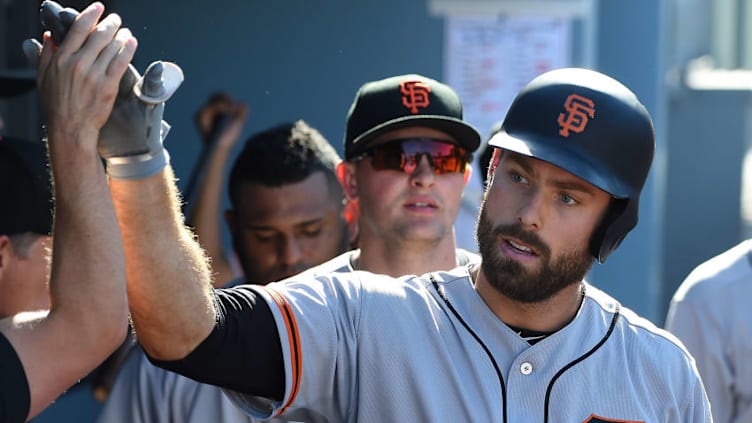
[520,362,533,375]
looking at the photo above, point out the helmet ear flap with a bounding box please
[590,199,635,263]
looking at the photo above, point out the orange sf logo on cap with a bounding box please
[401,80,431,114]
[558,94,595,137]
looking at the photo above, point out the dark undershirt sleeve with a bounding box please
[147,286,285,400]
[0,332,31,423]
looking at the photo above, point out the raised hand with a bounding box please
[31,2,136,156]
[194,93,249,149]
[27,0,184,179]
[96,58,183,179]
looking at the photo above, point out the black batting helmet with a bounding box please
[488,68,655,263]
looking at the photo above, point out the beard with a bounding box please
[476,208,593,303]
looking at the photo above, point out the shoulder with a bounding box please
[582,288,705,401]
[426,263,476,286]
[585,284,694,364]
[260,265,446,312]
[588,289,702,390]
[590,295,709,411]
[296,250,356,277]
[254,268,397,309]
[455,248,481,266]
[671,240,752,305]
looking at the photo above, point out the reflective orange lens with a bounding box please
[363,138,470,175]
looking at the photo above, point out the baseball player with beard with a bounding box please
[119,68,710,422]
[40,7,711,419]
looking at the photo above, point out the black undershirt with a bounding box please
[505,324,553,345]
[0,332,31,423]
[148,277,557,402]
[147,286,285,400]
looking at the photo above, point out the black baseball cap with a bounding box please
[0,137,53,236]
[344,74,480,160]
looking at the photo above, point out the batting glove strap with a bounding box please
[104,145,171,180]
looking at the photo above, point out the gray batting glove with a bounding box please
[25,0,184,179]
[97,60,183,179]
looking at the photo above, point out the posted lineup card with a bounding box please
[444,15,571,140]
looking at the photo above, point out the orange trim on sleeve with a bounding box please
[263,287,303,416]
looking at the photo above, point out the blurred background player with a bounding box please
[0,138,52,320]
[182,92,249,285]
[666,241,752,423]
[331,73,481,276]
[185,94,357,286]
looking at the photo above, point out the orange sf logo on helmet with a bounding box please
[558,94,595,137]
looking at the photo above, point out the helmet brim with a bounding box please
[488,130,631,198]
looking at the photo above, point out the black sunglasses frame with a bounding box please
[354,138,472,175]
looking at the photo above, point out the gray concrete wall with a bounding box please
[661,87,750,323]
[112,0,448,190]
[588,0,668,322]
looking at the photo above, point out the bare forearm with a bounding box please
[186,144,234,286]
[2,137,128,419]
[48,142,127,338]
[11,2,143,417]
[110,166,216,359]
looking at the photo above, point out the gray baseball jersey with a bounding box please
[96,344,256,423]
[297,247,479,277]
[223,264,711,422]
[666,239,752,423]
[99,249,479,422]
[97,273,266,423]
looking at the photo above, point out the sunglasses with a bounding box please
[356,138,471,175]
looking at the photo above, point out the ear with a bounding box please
[0,235,13,280]
[486,149,502,186]
[344,199,360,248]
[463,165,472,186]
[336,162,359,200]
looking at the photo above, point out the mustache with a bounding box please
[492,223,551,257]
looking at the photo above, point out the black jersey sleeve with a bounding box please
[147,285,285,400]
[0,332,31,423]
